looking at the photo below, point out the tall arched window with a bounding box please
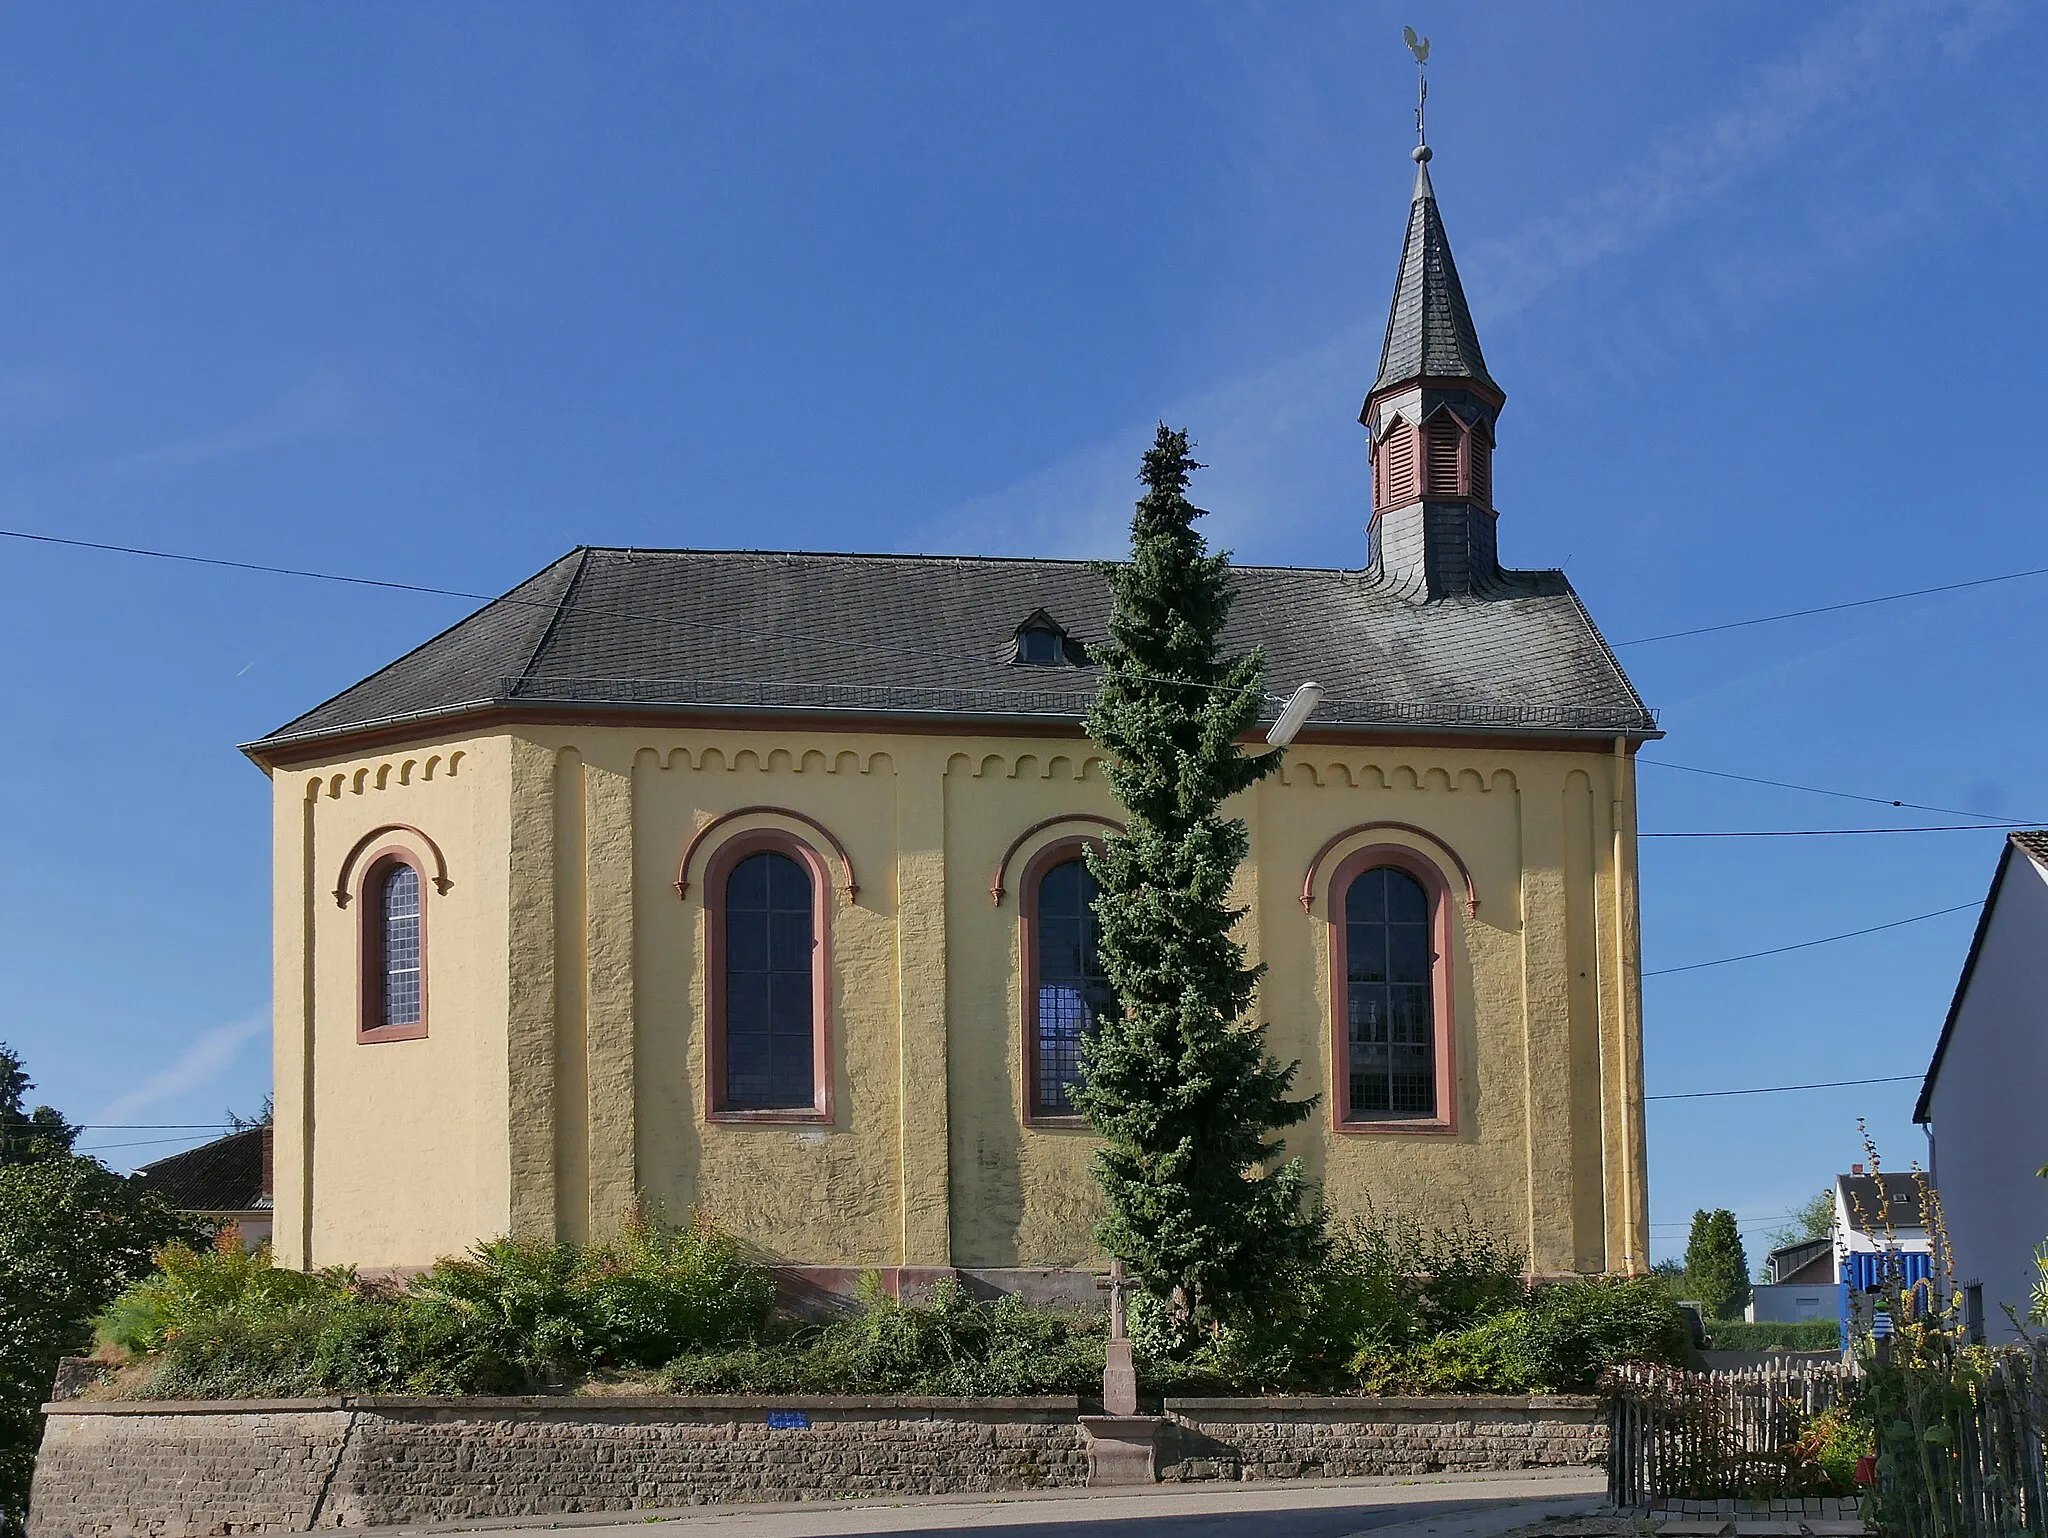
[1027,853,1116,1119]
[720,850,816,1111]
[1342,865,1436,1120]
[358,851,429,1042]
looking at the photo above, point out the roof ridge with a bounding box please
[511,546,593,693]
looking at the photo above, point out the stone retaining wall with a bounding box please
[1162,1395,1607,1481]
[27,1393,1605,1536]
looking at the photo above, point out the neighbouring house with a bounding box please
[131,1126,274,1251]
[1747,1236,1842,1325]
[239,137,1659,1289]
[1914,830,2048,1343]
[1835,1166,1936,1342]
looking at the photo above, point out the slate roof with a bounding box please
[247,547,1657,756]
[132,1128,270,1214]
[1838,1174,1933,1234]
[1765,1238,1835,1286]
[1914,831,2048,1121]
[1370,158,1499,400]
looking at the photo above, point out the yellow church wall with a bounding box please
[268,719,1647,1279]
[271,739,514,1271]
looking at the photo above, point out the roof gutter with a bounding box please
[244,695,1662,770]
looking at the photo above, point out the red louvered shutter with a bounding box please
[1469,432,1492,506]
[1383,423,1418,505]
[1424,415,1463,496]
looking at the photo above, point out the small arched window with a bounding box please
[1018,626,1064,665]
[358,852,428,1042]
[1341,865,1437,1120]
[1027,853,1116,1119]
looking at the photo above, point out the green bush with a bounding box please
[1365,1276,1691,1393]
[1130,1203,1528,1393]
[105,1210,776,1398]
[1702,1319,1840,1352]
[664,1277,1103,1396]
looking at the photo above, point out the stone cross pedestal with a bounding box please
[1102,1260,1138,1417]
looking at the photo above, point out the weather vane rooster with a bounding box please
[1403,25,1431,154]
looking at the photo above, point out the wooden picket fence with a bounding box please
[1606,1359,1858,1506]
[1609,1345,2048,1538]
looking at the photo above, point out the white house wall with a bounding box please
[1927,849,2048,1342]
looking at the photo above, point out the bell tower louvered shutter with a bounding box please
[1424,414,1463,497]
[1469,425,1492,507]
[1382,421,1418,507]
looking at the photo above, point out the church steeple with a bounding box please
[1362,142,1507,599]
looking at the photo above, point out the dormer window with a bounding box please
[1019,626,1062,665]
[1011,610,1079,667]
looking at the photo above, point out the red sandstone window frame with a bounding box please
[355,844,430,1044]
[1018,834,1111,1129]
[703,827,835,1126]
[1325,843,1459,1136]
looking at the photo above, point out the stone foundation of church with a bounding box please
[28,1392,1604,1535]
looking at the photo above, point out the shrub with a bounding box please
[102,1210,776,1398]
[664,1277,1103,1396]
[1133,1202,1528,1392]
[1365,1276,1690,1393]
[1702,1319,1840,1352]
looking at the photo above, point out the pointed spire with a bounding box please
[1368,146,1498,402]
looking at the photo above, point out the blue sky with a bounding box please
[1,1,2043,1268]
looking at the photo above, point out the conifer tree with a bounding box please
[1683,1208,1750,1319]
[1077,425,1319,1325]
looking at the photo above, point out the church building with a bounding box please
[245,142,1658,1290]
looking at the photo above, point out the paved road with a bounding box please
[366,1469,1605,1538]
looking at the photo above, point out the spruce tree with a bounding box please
[1077,425,1319,1325]
[1683,1208,1750,1319]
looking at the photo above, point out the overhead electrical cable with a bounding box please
[1646,1074,1920,1102]
[1644,901,1980,977]
[1613,562,2048,646]
[1643,823,2036,838]
[1636,759,2024,824]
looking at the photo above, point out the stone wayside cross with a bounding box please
[1100,1260,1138,1417]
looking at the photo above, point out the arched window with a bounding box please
[1341,865,1437,1120]
[358,852,428,1042]
[1026,852,1116,1119]
[721,850,815,1110]
[705,831,832,1122]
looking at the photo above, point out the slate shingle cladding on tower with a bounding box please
[248,545,1654,757]
[1369,158,1497,399]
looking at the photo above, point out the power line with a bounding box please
[0,527,1284,702]
[75,1135,230,1153]
[1643,823,2035,838]
[1645,901,1979,977]
[1613,562,2048,646]
[0,528,501,603]
[1646,1074,1919,1102]
[1637,759,2024,825]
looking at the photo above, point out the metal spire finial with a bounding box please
[1403,26,1433,163]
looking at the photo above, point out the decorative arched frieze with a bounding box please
[333,824,453,909]
[989,814,1124,905]
[1300,822,1478,916]
[675,806,859,903]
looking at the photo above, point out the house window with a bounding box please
[1018,625,1064,665]
[1342,865,1436,1119]
[719,849,818,1112]
[1027,852,1116,1118]
[358,851,429,1042]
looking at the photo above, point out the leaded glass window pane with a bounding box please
[723,851,815,1109]
[1034,857,1115,1115]
[379,863,422,1028]
[1344,866,1435,1119]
